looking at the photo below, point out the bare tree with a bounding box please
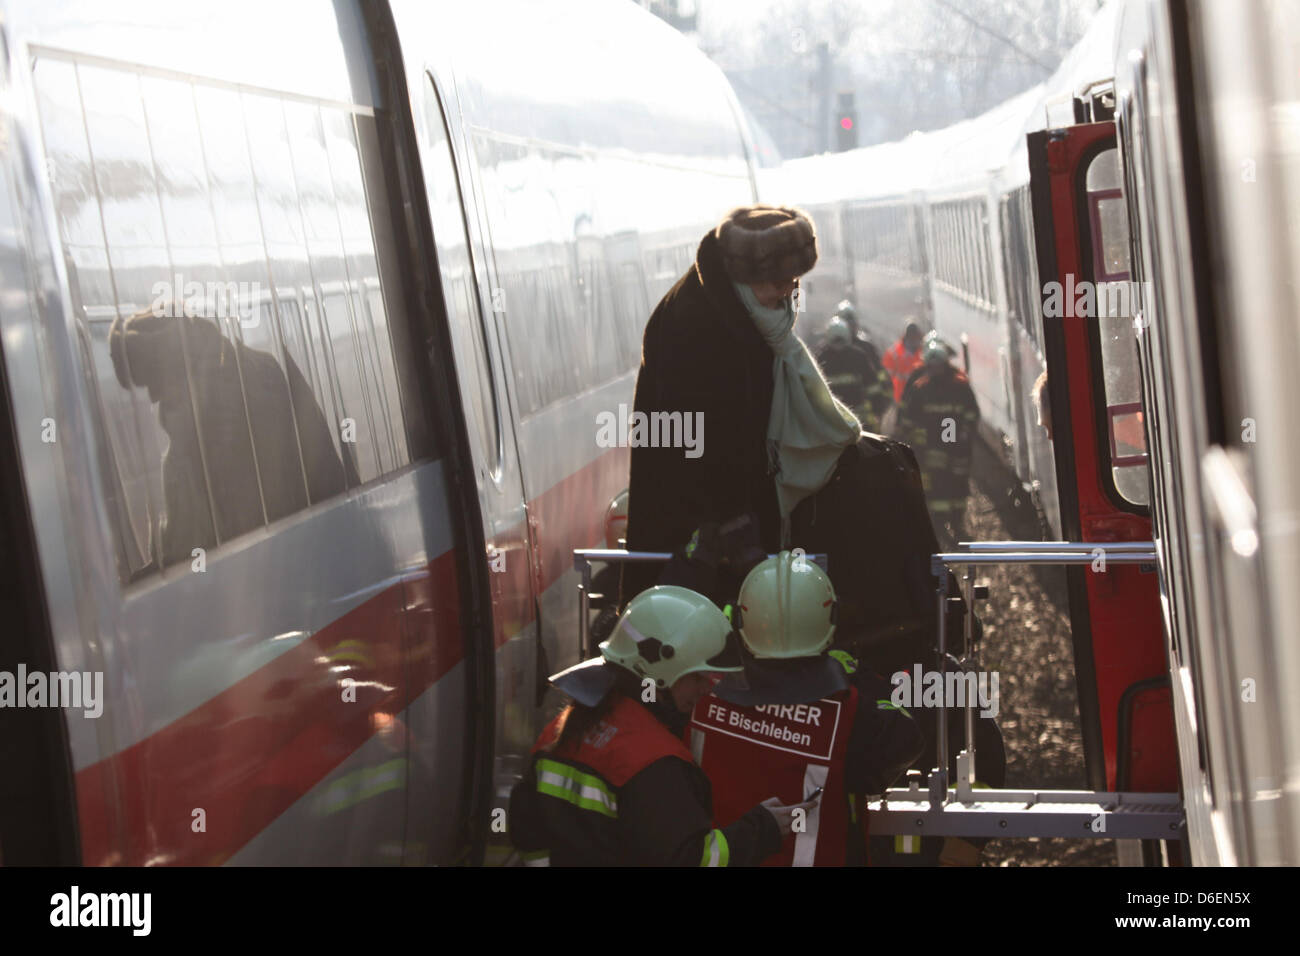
[697,0,1101,157]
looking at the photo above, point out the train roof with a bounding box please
[6,1,753,168]
[415,0,752,165]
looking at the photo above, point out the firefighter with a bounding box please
[508,585,809,866]
[686,552,923,866]
[816,314,892,432]
[882,318,925,404]
[896,333,980,548]
[832,299,888,374]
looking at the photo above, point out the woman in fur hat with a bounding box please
[624,204,861,596]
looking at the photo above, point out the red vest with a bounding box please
[536,694,695,786]
[688,688,861,866]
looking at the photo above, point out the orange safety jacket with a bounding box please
[883,341,924,403]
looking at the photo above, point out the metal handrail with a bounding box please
[959,540,1155,553]
[928,541,1156,802]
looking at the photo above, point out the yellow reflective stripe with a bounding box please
[829,649,858,674]
[700,829,730,867]
[536,758,618,818]
[895,834,921,854]
[876,698,912,718]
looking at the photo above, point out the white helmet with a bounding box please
[604,489,629,549]
[735,552,837,658]
[600,586,743,688]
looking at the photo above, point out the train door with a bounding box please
[1026,123,1179,802]
[414,73,541,863]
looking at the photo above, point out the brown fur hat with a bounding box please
[715,204,818,284]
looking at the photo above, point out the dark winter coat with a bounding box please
[625,230,781,596]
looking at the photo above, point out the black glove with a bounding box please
[658,523,724,598]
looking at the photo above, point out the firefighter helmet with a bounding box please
[604,489,629,548]
[735,552,837,658]
[600,586,743,688]
[825,316,853,347]
[834,299,859,326]
[922,331,956,365]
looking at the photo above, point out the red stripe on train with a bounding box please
[74,446,629,864]
[529,446,629,594]
[483,446,629,649]
[75,549,461,866]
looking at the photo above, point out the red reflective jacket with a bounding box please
[535,694,695,784]
[688,688,862,866]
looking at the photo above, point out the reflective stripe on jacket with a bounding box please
[689,684,862,867]
[508,693,782,866]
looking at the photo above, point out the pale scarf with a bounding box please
[734,282,861,547]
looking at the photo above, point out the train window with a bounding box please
[34,52,424,583]
[979,208,995,310]
[423,75,503,473]
[1085,148,1150,508]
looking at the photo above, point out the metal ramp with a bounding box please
[868,541,1185,845]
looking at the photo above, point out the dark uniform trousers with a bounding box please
[896,366,980,542]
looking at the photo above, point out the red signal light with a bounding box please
[840,116,854,130]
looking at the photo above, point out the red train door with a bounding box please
[1027,122,1178,798]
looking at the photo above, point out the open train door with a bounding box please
[1027,122,1180,853]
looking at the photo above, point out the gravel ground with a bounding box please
[963,442,1116,867]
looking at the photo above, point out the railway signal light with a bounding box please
[836,91,857,152]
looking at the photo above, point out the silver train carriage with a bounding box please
[0,0,759,865]
[1110,0,1300,866]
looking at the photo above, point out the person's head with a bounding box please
[734,552,837,659]
[834,300,859,335]
[902,320,923,353]
[604,489,629,549]
[716,204,818,308]
[600,586,744,713]
[824,316,853,348]
[922,331,955,368]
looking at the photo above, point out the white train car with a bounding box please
[1106,0,1300,865]
[0,0,757,865]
